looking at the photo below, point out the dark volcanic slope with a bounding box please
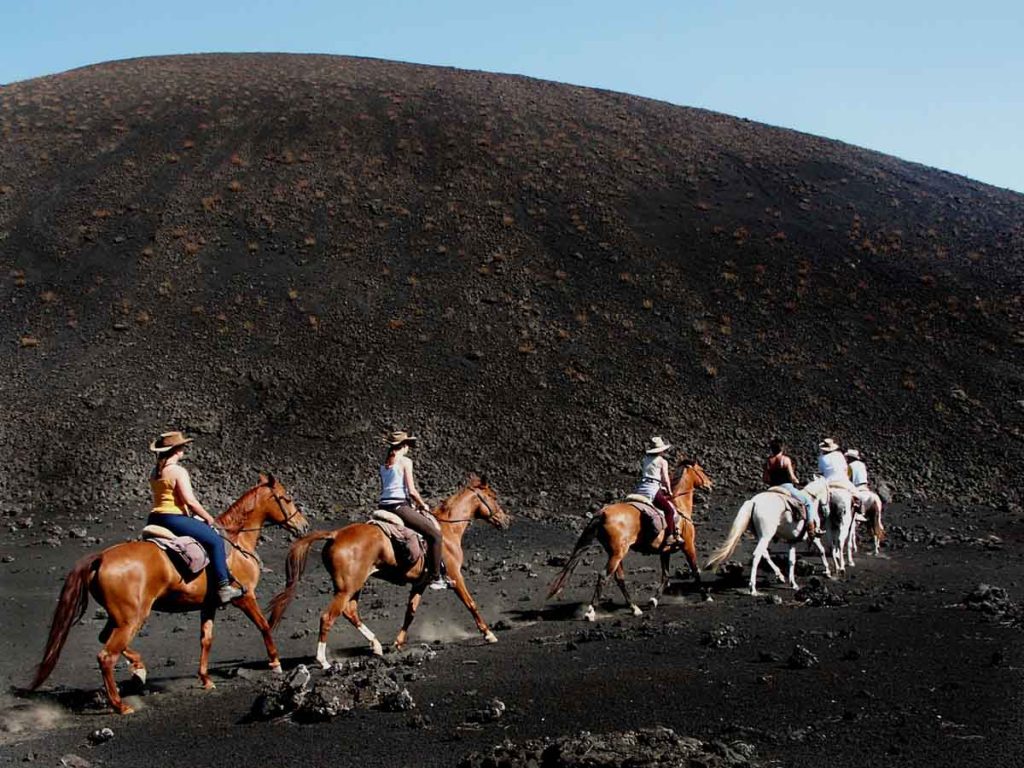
[0,53,1021,515]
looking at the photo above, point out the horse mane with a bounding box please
[217,484,264,533]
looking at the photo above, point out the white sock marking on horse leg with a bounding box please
[316,641,331,669]
[630,604,643,617]
[583,605,596,622]
[358,624,383,656]
[132,667,147,685]
[649,596,659,608]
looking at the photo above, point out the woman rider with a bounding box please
[378,431,448,591]
[632,436,680,546]
[764,438,818,537]
[148,431,242,604]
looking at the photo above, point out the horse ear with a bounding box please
[258,471,269,485]
[266,472,276,486]
[466,472,482,488]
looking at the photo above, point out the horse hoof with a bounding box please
[201,679,216,691]
[370,640,384,657]
[115,704,135,715]
[702,592,714,603]
[648,597,659,608]
[582,605,597,622]
[483,630,498,644]
[131,668,147,685]
[269,662,283,675]
[317,659,332,671]
[630,605,643,618]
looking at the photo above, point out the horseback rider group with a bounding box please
[146,428,452,599]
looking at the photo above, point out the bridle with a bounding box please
[436,488,499,525]
[214,484,303,563]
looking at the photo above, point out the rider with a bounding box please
[632,436,680,546]
[845,448,872,523]
[763,439,818,537]
[147,431,242,605]
[817,438,851,485]
[378,431,448,591]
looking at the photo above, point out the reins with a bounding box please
[213,485,302,564]
[435,488,495,524]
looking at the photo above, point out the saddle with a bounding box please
[141,525,210,576]
[367,510,425,569]
[624,494,666,535]
[766,487,806,515]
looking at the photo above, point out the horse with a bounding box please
[29,473,308,714]
[848,488,885,559]
[704,477,832,595]
[546,459,712,621]
[819,481,854,574]
[267,474,509,668]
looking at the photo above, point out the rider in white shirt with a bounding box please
[817,438,853,487]
[845,448,872,522]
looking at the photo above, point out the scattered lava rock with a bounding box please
[87,727,114,745]
[702,624,741,649]
[787,644,819,669]
[794,577,847,606]
[962,584,1023,626]
[466,698,507,724]
[459,727,760,767]
[250,654,422,722]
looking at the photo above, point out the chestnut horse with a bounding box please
[546,460,712,620]
[268,474,509,669]
[29,474,308,714]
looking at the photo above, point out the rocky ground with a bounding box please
[1,494,1022,766]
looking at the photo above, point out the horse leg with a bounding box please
[198,607,217,690]
[394,584,426,649]
[613,562,643,617]
[316,592,350,670]
[98,623,142,714]
[787,545,799,589]
[761,547,786,584]
[750,537,771,596]
[121,646,148,687]
[584,538,622,622]
[342,595,383,657]
[650,552,671,608]
[448,571,498,643]
[232,592,282,674]
[584,570,605,622]
[813,537,832,579]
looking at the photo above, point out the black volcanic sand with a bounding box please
[2,497,1023,767]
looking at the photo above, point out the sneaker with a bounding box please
[217,583,243,604]
[855,513,868,523]
[427,577,449,591]
[663,533,679,548]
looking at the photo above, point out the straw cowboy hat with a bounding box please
[385,430,418,447]
[149,431,193,453]
[818,438,840,453]
[844,448,861,460]
[645,436,673,455]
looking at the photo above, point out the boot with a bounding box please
[216,581,243,604]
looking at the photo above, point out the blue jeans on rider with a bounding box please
[778,484,817,528]
[148,513,231,585]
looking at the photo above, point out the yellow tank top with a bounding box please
[150,476,187,514]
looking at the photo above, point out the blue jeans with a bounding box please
[148,513,231,585]
[778,484,817,527]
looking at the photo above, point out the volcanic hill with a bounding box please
[0,53,1021,518]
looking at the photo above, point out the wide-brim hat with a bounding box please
[819,438,840,453]
[385,430,418,447]
[645,436,672,455]
[149,431,193,453]
[844,448,861,459]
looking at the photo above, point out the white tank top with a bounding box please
[641,455,665,483]
[379,462,408,504]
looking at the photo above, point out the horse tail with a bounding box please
[267,529,335,630]
[705,500,753,572]
[30,551,101,690]
[546,513,603,599]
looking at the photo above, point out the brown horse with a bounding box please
[268,474,509,668]
[29,473,308,714]
[547,459,712,619]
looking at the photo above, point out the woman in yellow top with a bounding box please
[147,431,242,604]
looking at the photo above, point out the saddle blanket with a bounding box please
[766,486,805,511]
[368,516,425,568]
[145,535,210,575]
[623,495,666,534]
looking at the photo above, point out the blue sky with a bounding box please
[2,1,1022,192]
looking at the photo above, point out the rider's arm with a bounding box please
[172,467,217,525]
[402,459,430,512]
[659,457,672,491]
[762,460,771,485]
[786,457,800,485]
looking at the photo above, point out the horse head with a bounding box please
[258,472,310,536]
[677,457,713,493]
[465,473,511,530]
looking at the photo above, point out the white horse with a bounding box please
[705,479,831,595]
[848,488,885,558]
[819,481,853,573]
